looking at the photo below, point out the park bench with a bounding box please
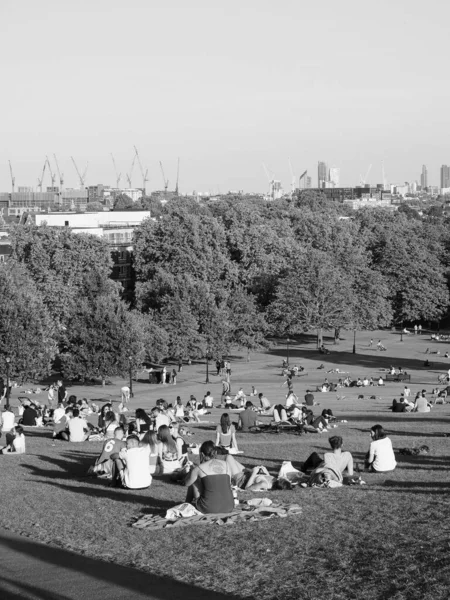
[384,373,411,383]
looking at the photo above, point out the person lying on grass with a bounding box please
[88,426,126,478]
[184,441,235,514]
[112,435,152,489]
[301,435,354,479]
[1,425,26,454]
[364,424,397,473]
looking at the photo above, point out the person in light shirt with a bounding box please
[1,425,26,454]
[116,435,152,489]
[68,408,89,442]
[365,424,396,472]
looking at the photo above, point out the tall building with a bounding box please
[318,161,328,188]
[306,176,312,189]
[328,167,340,188]
[420,165,428,190]
[440,165,450,190]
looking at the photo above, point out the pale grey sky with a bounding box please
[1,0,448,193]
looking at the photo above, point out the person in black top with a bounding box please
[22,404,38,426]
[304,390,315,406]
[57,380,67,405]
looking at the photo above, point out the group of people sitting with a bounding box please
[0,405,26,454]
[182,424,397,514]
[391,389,432,413]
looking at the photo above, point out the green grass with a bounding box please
[1,329,450,599]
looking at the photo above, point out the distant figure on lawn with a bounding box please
[121,386,130,405]
[365,425,396,473]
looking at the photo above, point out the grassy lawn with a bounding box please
[1,329,450,600]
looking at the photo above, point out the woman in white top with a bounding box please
[365,424,396,472]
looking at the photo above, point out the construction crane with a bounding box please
[359,164,372,186]
[159,161,169,193]
[71,157,88,188]
[46,156,56,189]
[37,159,47,192]
[288,157,296,197]
[126,152,136,188]
[8,161,15,193]
[175,157,180,196]
[262,163,275,199]
[111,154,121,189]
[134,146,149,196]
[381,160,387,191]
[299,169,307,188]
[53,154,64,191]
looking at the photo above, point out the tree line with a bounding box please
[1,190,449,383]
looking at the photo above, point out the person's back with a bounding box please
[239,407,257,432]
[12,431,26,454]
[323,450,353,475]
[304,392,314,406]
[370,436,396,472]
[197,458,234,514]
[22,406,37,426]
[119,442,151,489]
[155,412,170,430]
[1,408,15,432]
[414,396,430,413]
[392,400,406,413]
[68,413,87,442]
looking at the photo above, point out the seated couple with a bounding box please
[53,408,93,442]
[301,435,354,485]
[273,406,334,433]
[0,425,26,454]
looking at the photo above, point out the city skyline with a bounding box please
[1,0,449,193]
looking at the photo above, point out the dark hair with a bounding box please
[200,440,217,461]
[105,411,116,425]
[245,401,253,408]
[329,436,343,450]
[114,426,124,435]
[15,425,24,436]
[258,393,263,398]
[142,430,158,453]
[157,424,177,453]
[371,424,386,440]
[72,408,80,418]
[68,395,77,404]
[127,434,139,443]
[100,403,112,416]
[220,413,231,434]
[135,408,151,424]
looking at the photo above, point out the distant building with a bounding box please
[440,165,450,190]
[306,176,312,189]
[328,167,340,188]
[0,239,12,262]
[420,165,428,190]
[318,161,327,188]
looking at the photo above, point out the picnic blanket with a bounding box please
[132,501,302,530]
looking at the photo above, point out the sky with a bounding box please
[1,0,449,194]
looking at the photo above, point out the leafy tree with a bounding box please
[113,194,134,211]
[60,293,146,385]
[9,224,115,338]
[0,261,56,381]
[268,249,353,346]
[85,201,104,211]
[227,288,269,359]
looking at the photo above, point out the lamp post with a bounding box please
[400,323,404,343]
[353,330,356,354]
[286,338,290,366]
[128,356,134,398]
[205,350,210,384]
[5,357,11,410]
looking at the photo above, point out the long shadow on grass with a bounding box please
[0,529,239,600]
[38,480,176,510]
[383,480,450,491]
[355,427,449,438]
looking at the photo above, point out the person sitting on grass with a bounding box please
[53,407,72,441]
[88,426,126,477]
[301,407,328,433]
[21,403,38,427]
[414,392,431,413]
[184,441,235,514]
[141,430,162,475]
[364,424,396,473]
[157,424,185,476]
[1,405,16,446]
[114,435,152,489]
[68,408,89,442]
[301,435,354,479]
[238,401,263,432]
[391,398,406,413]
[103,410,120,439]
[285,390,301,408]
[1,425,26,454]
[215,413,239,453]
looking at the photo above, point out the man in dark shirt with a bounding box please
[392,399,406,413]
[238,401,262,432]
[57,380,67,405]
[304,390,315,406]
[22,404,38,426]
